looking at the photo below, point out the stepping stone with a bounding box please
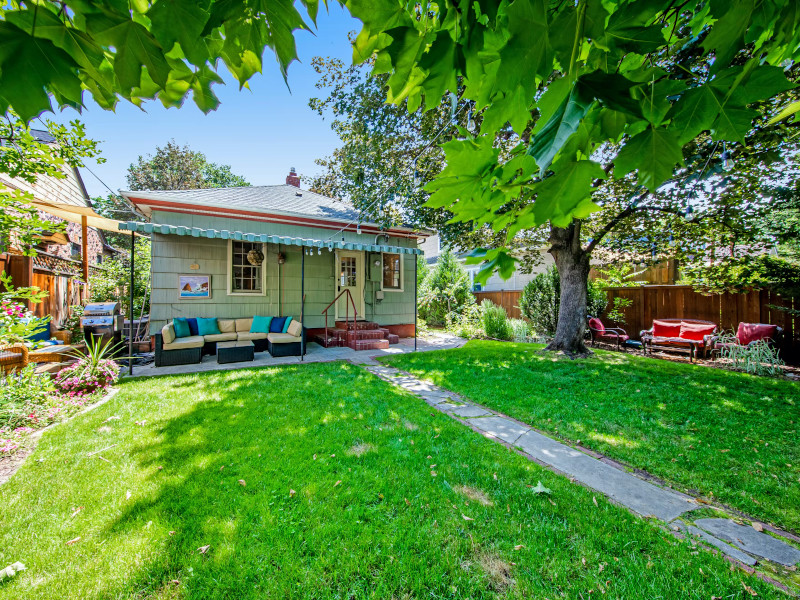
[694,519,800,566]
[450,405,492,418]
[515,430,696,522]
[469,416,529,445]
[676,524,757,566]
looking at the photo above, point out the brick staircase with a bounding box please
[313,320,400,350]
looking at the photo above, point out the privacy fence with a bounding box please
[474,285,799,361]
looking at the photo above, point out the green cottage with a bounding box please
[120,169,427,366]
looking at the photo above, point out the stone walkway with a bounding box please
[363,363,800,575]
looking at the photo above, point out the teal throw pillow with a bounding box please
[197,317,221,336]
[282,316,293,333]
[251,315,272,333]
[173,318,191,338]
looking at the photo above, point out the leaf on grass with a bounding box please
[102,416,120,423]
[404,498,411,506]
[238,480,246,487]
[66,537,80,545]
[514,545,525,550]
[593,496,598,507]
[530,481,551,495]
[741,581,758,596]
[752,522,763,532]
[126,490,131,500]
[70,507,83,518]
[431,471,437,477]
[289,489,296,497]
[493,473,498,481]
[197,545,210,554]
[333,480,342,487]
[461,514,474,521]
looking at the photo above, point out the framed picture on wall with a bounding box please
[178,274,211,299]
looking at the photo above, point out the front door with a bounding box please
[335,250,365,320]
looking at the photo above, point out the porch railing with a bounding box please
[321,288,358,347]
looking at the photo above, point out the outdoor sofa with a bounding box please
[154,317,305,367]
[711,322,783,359]
[640,318,717,361]
[0,319,76,374]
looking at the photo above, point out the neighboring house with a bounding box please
[419,233,554,292]
[0,130,116,323]
[121,170,429,348]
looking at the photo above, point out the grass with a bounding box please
[383,340,800,533]
[0,361,783,598]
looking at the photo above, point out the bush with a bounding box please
[447,302,485,339]
[509,318,531,343]
[519,266,608,335]
[54,336,121,399]
[418,250,475,326]
[0,365,57,430]
[482,301,513,340]
[718,334,785,377]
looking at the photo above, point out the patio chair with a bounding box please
[712,322,783,360]
[587,317,630,350]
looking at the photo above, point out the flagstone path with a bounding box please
[360,360,800,574]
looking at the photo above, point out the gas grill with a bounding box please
[81,302,124,352]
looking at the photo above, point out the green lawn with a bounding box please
[0,362,781,598]
[384,340,800,532]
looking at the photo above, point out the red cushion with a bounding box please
[652,320,681,338]
[588,317,605,333]
[679,322,716,342]
[736,323,777,345]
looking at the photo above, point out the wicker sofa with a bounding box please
[154,317,304,367]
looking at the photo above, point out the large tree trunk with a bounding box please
[545,222,591,357]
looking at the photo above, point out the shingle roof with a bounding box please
[122,185,360,222]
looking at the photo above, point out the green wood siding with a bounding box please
[148,211,419,334]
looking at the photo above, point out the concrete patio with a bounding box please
[127,332,465,377]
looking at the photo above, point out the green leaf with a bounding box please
[382,27,427,102]
[668,85,719,145]
[575,72,643,118]
[598,108,627,141]
[598,0,664,53]
[702,0,755,71]
[495,0,551,101]
[0,22,82,121]
[528,86,594,174]
[147,0,212,66]
[347,0,410,63]
[615,126,683,191]
[767,100,800,125]
[424,137,500,212]
[417,32,458,111]
[467,248,518,285]
[530,481,551,495]
[480,86,531,135]
[530,160,605,227]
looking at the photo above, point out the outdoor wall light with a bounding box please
[277,252,286,264]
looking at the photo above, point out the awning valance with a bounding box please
[31,200,141,236]
[118,221,423,255]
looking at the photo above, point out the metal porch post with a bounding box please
[414,254,418,352]
[301,249,305,361]
[128,234,134,376]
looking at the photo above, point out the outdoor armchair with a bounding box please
[587,317,630,350]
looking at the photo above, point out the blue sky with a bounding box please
[52,5,362,199]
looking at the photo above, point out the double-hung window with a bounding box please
[382,253,403,291]
[229,241,264,294]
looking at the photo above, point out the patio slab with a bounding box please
[468,416,530,445]
[694,518,800,566]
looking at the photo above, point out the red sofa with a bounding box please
[640,318,718,361]
[712,322,783,358]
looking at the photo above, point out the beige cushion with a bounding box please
[267,332,301,344]
[163,335,205,350]
[203,332,238,343]
[236,332,267,341]
[30,344,73,355]
[286,320,302,337]
[235,318,253,332]
[162,324,176,344]
[218,319,236,334]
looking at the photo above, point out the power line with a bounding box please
[323,101,470,242]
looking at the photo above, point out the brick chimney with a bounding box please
[286,167,300,188]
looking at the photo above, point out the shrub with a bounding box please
[446,302,485,339]
[0,364,57,429]
[520,266,608,335]
[482,301,513,340]
[509,319,531,343]
[418,250,475,326]
[717,334,785,377]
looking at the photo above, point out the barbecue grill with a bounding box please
[81,302,123,353]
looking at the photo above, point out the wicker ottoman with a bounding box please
[217,341,255,364]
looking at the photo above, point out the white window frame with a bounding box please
[381,251,404,292]
[227,240,267,296]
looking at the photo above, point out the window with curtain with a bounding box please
[382,253,401,290]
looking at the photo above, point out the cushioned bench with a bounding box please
[154,316,305,367]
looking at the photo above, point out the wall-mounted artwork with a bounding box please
[178,274,211,299]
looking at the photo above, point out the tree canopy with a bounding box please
[0,0,319,122]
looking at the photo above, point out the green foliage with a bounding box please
[717,334,785,378]
[62,305,85,344]
[0,364,56,430]
[418,250,474,326]
[446,301,485,340]
[0,272,49,347]
[89,239,152,317]
[680,255,800,298]
[0,114,103,256]
[346,0,800,284]
[509,318,532,344]
[481,301,513,341]
[587,279,609,319]
[0,1,319,121]
[593,264,644,288]
[126,141,250,191]
[606,297,633,325]
[519,267,560,336]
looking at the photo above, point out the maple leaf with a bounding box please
[530,481,551,495]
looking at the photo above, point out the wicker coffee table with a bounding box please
[217,341,255,364]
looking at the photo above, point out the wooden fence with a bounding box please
[474,284,799,361]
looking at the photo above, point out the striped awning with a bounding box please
[118,221,423,255]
